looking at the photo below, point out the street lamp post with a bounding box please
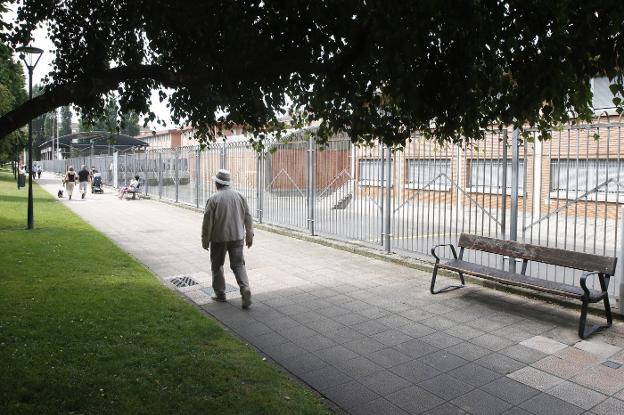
[17,46,43,230]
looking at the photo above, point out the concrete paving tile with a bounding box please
[400,322,437,338]
[372,329,413,346]
[499,344,548,364]
[591,397,624,415]
[422,402,467,414]
[452,388,513,415]
[323,326,366,344]
[519,392,584,415]
[334,356,384,378]
[281,352,328,375]
[466,318,510,332]
[358,306,393,319]
[554,347,600,367]
[475,353,527,375]
[448,362,502,387]
[482,376,540,405]
[575,340,622,360]
[387,385,445,414]
[444,325,487,341]
[507,367,565,391]
[500,408,532,415]
[352,320,391,336]
[400,308,435,322]
[359,370,413,395]
[298,365,354,393]
[546,381,607,410]
[343,337,387,355]
[571,365,624,395]
[314,344,359,365]
[276,324,318,341]
[422,332,464,349]
[366,347,412,369]
[447,342,492,361]
[421,315,460,330]
[260,340,308,359]
[418,349,469,373]
[349,397,410,415]
[323,380,380,410]
[303,317,345,332]
[419,373,476,400]
[291,334,337,352]
[520,336,569,355]
[393,339,440,359]
[389,359,442,384]
[330,312,369,327]
[531,355,586,379]
[375,314,414,329]
[470,334,515,351]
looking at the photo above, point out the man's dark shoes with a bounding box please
[241,287,252,309]
[211,294,226,302]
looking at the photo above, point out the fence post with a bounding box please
[220,143,226,170]
[196,148,200,208]
[112,151,118,188]
[256,150,264,223]
[509,128,520,272]
[620,207,624,314]
[144,151,149,196]
[174,148,179,203]
[307,135,316,235]
[384,145,392,254]
[158,152,163,199]
[501,135,508,238]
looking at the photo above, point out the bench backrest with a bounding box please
[458,233,617,275]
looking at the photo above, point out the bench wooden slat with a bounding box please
[458,234,617,275]
[438,259,605,302]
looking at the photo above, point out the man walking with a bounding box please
[78,165,90,200]
[202,169,254,308]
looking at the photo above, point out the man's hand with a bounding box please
[202,241,210,250]
[246,237,253,248]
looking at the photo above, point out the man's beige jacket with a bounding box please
[202,187,253,248]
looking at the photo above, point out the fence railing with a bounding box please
[43,121,624,299]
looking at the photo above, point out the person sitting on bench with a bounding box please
[118,175,140,199]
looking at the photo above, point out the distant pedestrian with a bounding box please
[201,169,254,308]
[64,166,77,200]
[78,165,90,200]
[36,165,42,179]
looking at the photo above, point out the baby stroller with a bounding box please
[92,174,104,194]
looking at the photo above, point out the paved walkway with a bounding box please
[38,174,624,415]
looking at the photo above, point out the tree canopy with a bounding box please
[0,1,623,148]
[0,40,26,160]
[79,98,140,137]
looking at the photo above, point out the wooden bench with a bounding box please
[430,233,617,339]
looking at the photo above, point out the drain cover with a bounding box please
[602,361,622,369]
[202,283,239,296]
[168,275,199,288]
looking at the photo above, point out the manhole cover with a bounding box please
[202,283,239,296]
[168,275,199,288]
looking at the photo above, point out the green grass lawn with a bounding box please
[0,169,329,415]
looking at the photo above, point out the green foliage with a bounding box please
[59,106,72,136]
[0,171,329,415]
[0,41,26,160]
[80,97,141,136]
[2,1,624,149]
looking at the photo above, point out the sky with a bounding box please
[8,10,174,130]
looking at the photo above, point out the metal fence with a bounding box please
[42,120,624,299]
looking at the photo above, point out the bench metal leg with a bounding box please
[430,265,465,295]
[578,295,613,339]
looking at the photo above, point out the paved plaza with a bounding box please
[38,174,624,414]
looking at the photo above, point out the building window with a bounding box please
[550,159,624,195]
[358,158,393,186]
[469,159,525,193]
[406,159,451,190]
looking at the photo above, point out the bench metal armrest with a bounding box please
[580,271,603,298]
[431,244,457,262]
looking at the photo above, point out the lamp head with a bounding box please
[16,45,44,70]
